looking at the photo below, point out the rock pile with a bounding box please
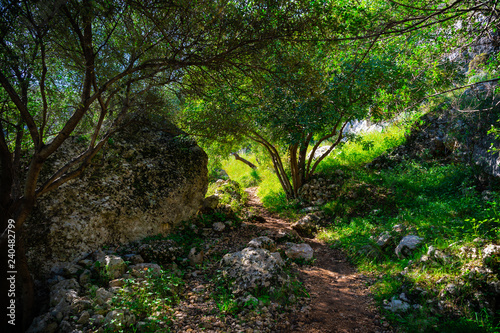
[28,251,149,333]
[221,247,287,294]
[28,221,313,333]
[220,236,315,295]
[298,171,346,205]
[375,236,500,318]
[291,213,323,238]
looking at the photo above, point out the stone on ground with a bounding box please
[221,247,286,294]
[248,236,277,252]
[285,243,314,261]
[395,235,424,258]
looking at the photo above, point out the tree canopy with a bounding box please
[180,23,465,197]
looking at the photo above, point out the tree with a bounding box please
[181,31,460,198]
[0,0,336,329]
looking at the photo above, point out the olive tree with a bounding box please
[181,41,431,198]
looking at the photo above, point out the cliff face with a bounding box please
[366,96,500,181]
[25,120,208,278]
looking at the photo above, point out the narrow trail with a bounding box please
[245,187,390,333]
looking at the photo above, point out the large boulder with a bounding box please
[221,247,287,294]
[25,120,208,279]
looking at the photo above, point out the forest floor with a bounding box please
[244,187,390,333]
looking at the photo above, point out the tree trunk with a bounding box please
[289,144,302,198]
[231,152,257,169]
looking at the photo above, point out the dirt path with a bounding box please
[245,187,390,333]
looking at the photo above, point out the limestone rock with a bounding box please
[263,229,302,243]
[423,245,453,265]
[71,297,92,313]
[392,224,406,233]
[138,239,182,264]
[91,314,104,326]
[50,278,80,307]
[483,244,500,272]
[221,247,286,294]
[104,255,127,279]
[375,231,392,248]
[307,146,332,160]
[105,310,136,330]
[60,263,84,278]
[77,310,91,325]
[384,298,410,312]
[78,269,91,286]
[213,222,226,232]
[395,235,424,258]
[26,313,57,333]
[58,320,72,332]
[109,279,125,288]
[248,236,277,252]
[291,214,321,238]
[213,180,242,203]
[123,253,144,265]
[188,247,204,266]
[285,243,314,261]
[95,287,113,305]
[202,195,220,212]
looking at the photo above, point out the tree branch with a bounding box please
[308,121,350,177]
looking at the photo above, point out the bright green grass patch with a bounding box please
[316,122,409,173]
[221,153,261,187]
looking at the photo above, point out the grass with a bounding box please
[220,153,262,188]
[316,121,410,173]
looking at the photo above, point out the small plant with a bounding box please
[211,274,240,315]
[108,268,183,329]
[92,261,111,286]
